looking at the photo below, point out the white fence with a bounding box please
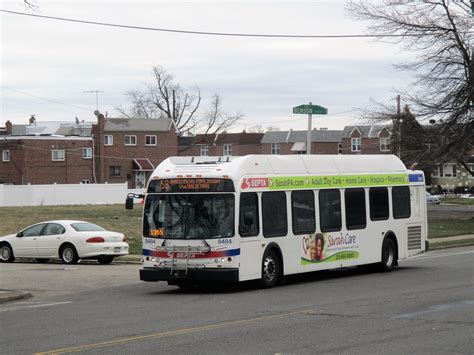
[0,183,142,207]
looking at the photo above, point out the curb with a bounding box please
[427,238,474,251]
[0,290,33,304]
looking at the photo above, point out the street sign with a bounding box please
[293,104,328,115]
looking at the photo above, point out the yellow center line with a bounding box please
[35,309,312,354]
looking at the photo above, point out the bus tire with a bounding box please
[380,238,396,272]
[261,250,280,288]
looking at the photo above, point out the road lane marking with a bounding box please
[408,250,474,261]
[35,309,312,354]
[0,301,72,312]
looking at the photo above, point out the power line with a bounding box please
[1,86,93,111]
[1,9,424,39]
[236,108,362,127]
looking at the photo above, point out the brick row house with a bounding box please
[92,114,177,188]
[178,131,264,157]
[261,129,343,155]
[1,115,177,188]
[340,126,392,154]
[0,136,94,185]
[2,116,471,192]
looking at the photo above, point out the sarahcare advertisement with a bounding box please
[301,232,359,265]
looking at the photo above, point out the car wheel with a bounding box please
[35,258,50,263]
[60,244,79,264]
[260,250,281,288]
[380,238,396,272]
[97,255,114,265]
[0,243,15,263]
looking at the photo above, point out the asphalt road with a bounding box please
[1,246,473,354]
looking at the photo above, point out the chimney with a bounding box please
[29,114,36,125]
[5,120,12,135]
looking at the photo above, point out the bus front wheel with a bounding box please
[261,250,280,288]
[380,238,396,272]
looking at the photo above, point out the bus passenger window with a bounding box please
[345,188,367,230]
[239,193,259,237]
[262,192,288,238]
[392,186,411,219]
[292,190,316,235]
[319,189,342,232]
[370,187,389,221]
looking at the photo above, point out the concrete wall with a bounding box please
[0,183,130,207]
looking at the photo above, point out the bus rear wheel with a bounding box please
[380,238,396,272]
[261,250,280,288]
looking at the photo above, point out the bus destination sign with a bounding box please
[148,178,235,193]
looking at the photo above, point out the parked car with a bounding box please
[0,220,129,264]
[426,191,441,204]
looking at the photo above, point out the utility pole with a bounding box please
[396,95,402,158]
[83,90,104,111]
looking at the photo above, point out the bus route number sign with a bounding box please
[149,178,235,193]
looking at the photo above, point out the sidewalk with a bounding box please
[427,234,474,250]
[1,235,473,304]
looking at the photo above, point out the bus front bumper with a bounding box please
[140,267,239,283]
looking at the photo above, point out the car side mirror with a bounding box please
[125,197,134,210]
[16,232,23,238]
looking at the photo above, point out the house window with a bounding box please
[351,138,361,152]
[200,145,209,156]
[223,144,232,156]
[104,135,113,146]
[145,135,157,146]
[380,137,390,152]
[2,150,10,162]
[271,143,280,155]
[81,179,91,184]
[52,149,65,161]
[110,166,121,177]
[338,143,342,154]
[437,164,457,178]
[125,135,137,146]
[82,147,92,159]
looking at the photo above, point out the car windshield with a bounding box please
[71,222,105,232]
[143,194,235,239]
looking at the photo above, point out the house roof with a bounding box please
[179,132,264,146]
[55,126,92,137]
[104,117,173,132]
[9,121,94,137]
[341,125,389,138]
[261,130,343,144]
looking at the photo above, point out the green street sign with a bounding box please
[293,104,328,115]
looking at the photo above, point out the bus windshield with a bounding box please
[143,194,235,239]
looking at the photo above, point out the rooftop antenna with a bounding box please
[83,90,104,111]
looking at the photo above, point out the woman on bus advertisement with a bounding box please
[304,233,325,262]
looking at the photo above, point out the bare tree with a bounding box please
[117,66,242,138]
[23,0,39,11]
[178,94,243,153]
[347,0,473,175]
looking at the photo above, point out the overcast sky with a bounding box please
[1,0,414,132]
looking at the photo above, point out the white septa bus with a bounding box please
[128,155,427,288]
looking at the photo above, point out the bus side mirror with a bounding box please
[125,197,134,210]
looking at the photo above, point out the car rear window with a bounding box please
[71,223,105,232]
